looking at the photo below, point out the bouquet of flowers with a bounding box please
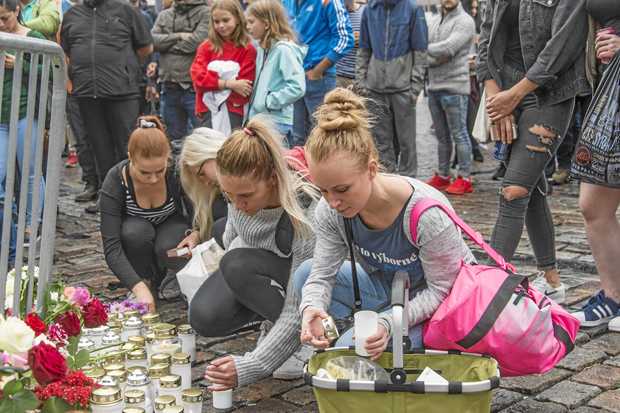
[0,284,108,412]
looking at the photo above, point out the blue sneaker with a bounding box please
[573,290,620,328]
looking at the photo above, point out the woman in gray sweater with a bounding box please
[197,117,318,389]
[298,88,474,360]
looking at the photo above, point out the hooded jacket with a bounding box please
[152,0,210,87]
[60,0,153,98]
[248,40,307,126]
[282,0,354,74]
[355,0,428,95]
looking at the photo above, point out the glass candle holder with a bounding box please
[181,388,203,413]
[171,353,191,390]
[90,386,123,413]
[177,325,196,364]
[158,375,182,405]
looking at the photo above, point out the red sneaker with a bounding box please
[446,176,473,195]
[426,173,451,191]
[65,149,78,168]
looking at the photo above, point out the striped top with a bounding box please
[122,165,177,225]
[336,6,365,79]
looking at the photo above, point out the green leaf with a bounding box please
[42,397,72,413]
[0,390,39,413]
[2,379,23,396]
[67,336,79,357]
[74,349,91,370]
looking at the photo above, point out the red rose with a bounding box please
[81,298,108,328]
[28,342,67,385]
[55,311,81,337]
[24,312,47,336]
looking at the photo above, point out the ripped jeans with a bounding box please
[490,65,575,271]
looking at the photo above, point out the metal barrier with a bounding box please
[0,33,67,315]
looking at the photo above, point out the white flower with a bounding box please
[0,317,35,355]
[4,266,40,309]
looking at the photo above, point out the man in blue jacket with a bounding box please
[283,0,354,146]
[355,0,428,177]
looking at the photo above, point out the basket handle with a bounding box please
[391,271,409,383]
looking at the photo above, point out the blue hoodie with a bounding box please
[282,0,354,75]
[248,40,307,126]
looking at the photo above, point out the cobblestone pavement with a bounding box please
[51,99,619,412]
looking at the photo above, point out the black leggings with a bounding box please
[120,213,188,290]
[188,248,291,337]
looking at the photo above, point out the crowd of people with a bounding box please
[1,0,620,396]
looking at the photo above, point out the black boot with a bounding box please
[75,182,98,203]
[473,147,484,163]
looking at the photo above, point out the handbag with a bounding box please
[409,198,580,377]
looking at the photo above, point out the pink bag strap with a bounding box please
[410,198,516,272]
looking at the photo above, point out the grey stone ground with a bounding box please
[51,99,619,412]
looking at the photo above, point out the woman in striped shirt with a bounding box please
[99,116,193,312]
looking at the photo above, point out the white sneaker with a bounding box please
[272,345,314,380]
[531,275,566,305]
[609,314,620,332]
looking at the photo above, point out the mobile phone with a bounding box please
[166,247,190,258]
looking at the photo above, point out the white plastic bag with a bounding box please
[202,60,240,136]
[472,88,490,144]
[176,239,225,303]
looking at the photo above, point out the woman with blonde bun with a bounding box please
[296,88,474,360]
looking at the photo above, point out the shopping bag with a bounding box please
[176,239,225,303]
[472,88,490,144]
[571,53,620,185]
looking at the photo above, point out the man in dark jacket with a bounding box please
[152,0,209,145]
[61,0,153,208]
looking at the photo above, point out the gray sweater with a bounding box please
[226,202,316,387]
[426,4,476,95]
[300,177,475,336]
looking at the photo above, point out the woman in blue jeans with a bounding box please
[297,89,474,360]
[0,0,47,267]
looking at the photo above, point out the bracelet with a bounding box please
[185,229,195,237]
[223,79,228,89]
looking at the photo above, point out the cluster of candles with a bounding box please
[81,310,208,413]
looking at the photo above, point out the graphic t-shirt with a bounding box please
[350,192,426,290]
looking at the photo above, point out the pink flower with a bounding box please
[46,323,68,347]
[63,287,91,306]
[1,351,29,369]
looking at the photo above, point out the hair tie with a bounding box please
[139,119,157,129]
[243,127,255,137]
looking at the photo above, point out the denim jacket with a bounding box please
[477,0,590,106]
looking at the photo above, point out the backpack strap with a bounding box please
[409,198,515,272]
[344,218,362,312]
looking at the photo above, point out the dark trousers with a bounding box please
[120,213,189,289]
[77,97,140,184]
[491,65,575,270]
[189,247,291,337]
[161,82,198,142]
[198,110,244,131]
[67,95,98,187]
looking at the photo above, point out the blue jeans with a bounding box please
[0,118,45,264]
[294,259,424,349]
[428,92,472,178]
[161,83,199,142]
[292,74,336,147]
[274,122,293,148]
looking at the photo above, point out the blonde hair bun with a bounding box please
[315,88,369,132]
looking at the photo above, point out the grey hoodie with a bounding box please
[151,0,210,87]
[426,3,476,95]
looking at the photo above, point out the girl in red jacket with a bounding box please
[191,0,256,134]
